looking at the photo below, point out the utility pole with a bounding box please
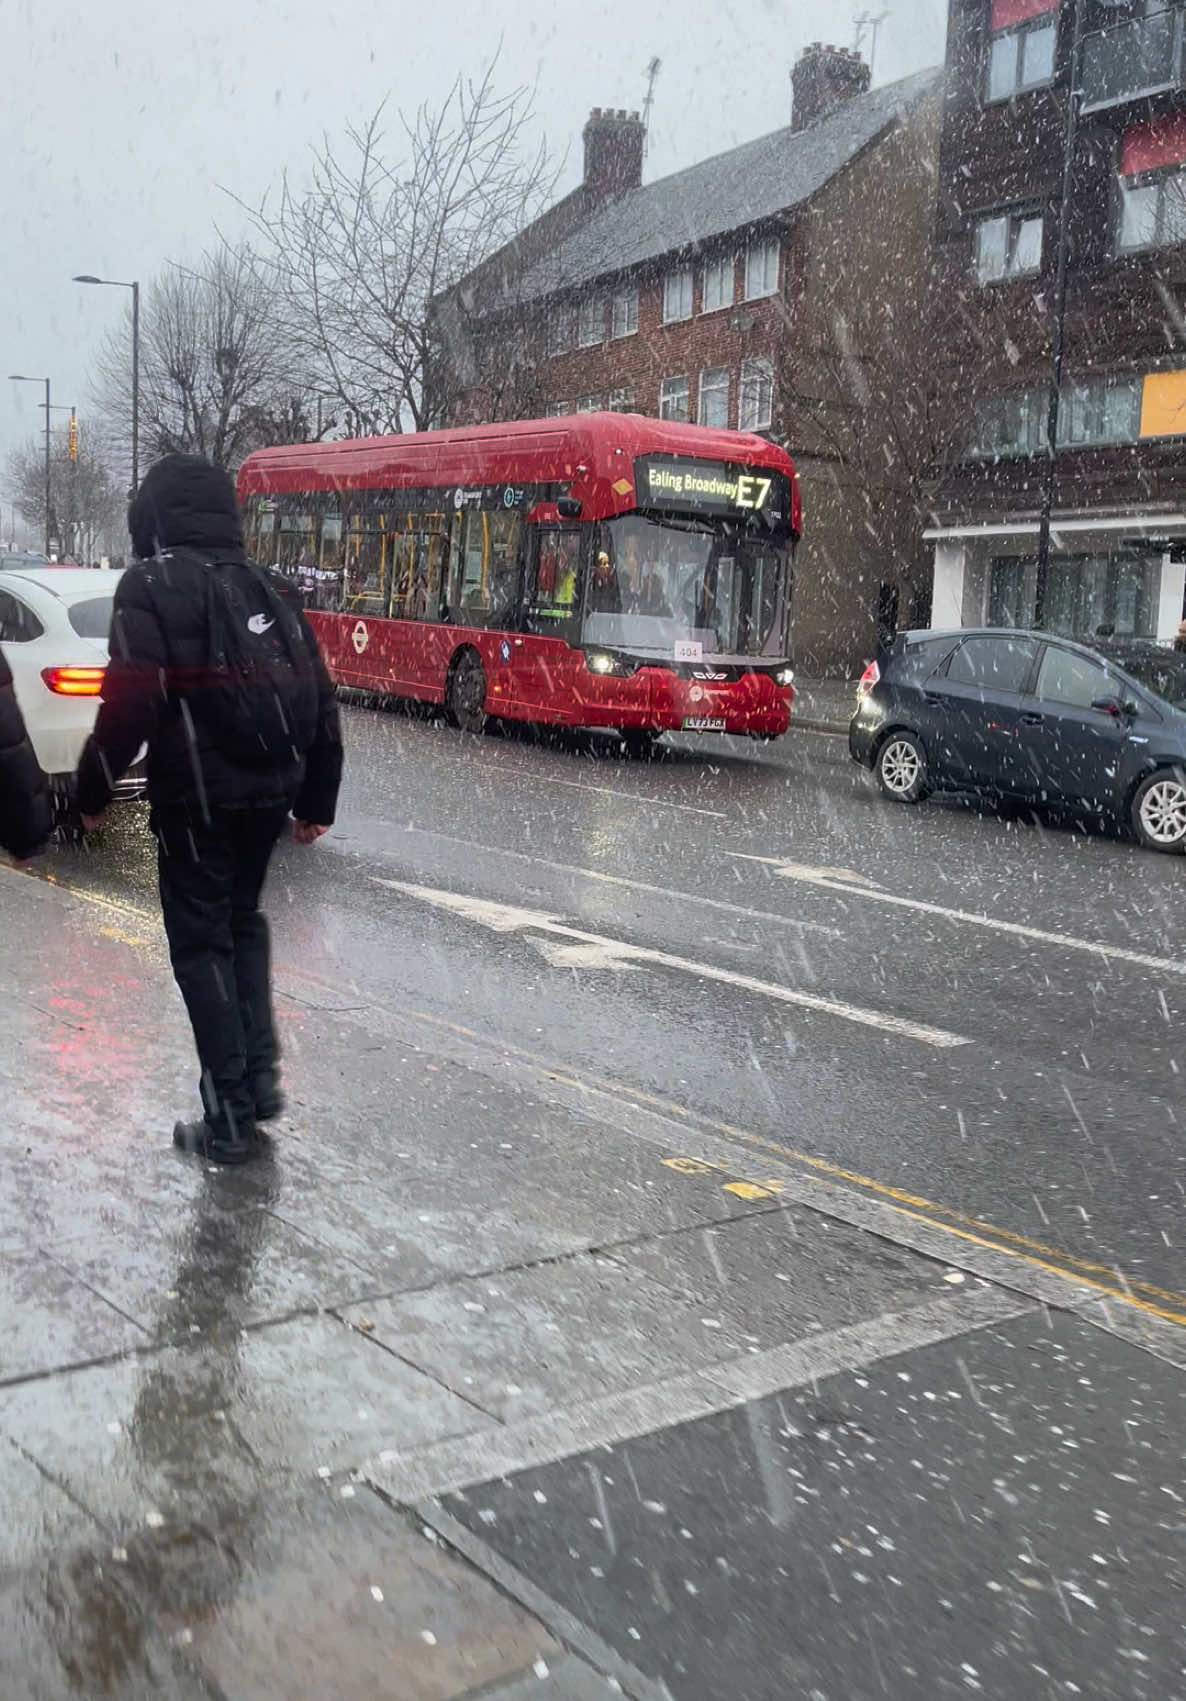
[1035,0,1086,624]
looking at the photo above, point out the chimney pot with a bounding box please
[582,106,646,198]
[790,41,871,131]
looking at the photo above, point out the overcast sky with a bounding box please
[2,0,947,524]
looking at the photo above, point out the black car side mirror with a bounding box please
[1091,695,1136,719]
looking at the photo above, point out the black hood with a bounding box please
[128,454,244,559]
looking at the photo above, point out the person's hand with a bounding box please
[292,820,330,846]
[80,812,108,832]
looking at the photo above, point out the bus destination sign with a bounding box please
[635,457,790,522]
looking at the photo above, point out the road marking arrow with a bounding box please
[376,879,969,1050]
[727,853,1186,978]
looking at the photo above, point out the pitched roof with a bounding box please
[509,67,942,305]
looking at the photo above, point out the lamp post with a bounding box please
[73,274,140,494]
[8,374,52,555]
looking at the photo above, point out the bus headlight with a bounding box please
[584,650,636,677]
[774,666,795,687]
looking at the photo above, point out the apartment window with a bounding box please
[577,296,605,348]
[970,388,1047,456]
[702,256,734,313]
[975,209,1044,281]
[611,288,639,338]
[659,375,691,421]
[547,306,573,357]
[1118,167,1186,251]
[546,401,570,417]
[575,395,601,414]
[608,386,636,412]
[1060,375,1142,445]
[662,267,694,323]
[744,238,780,301]
[986,18,1057,101]
[698,367,730,429]
[739,357,774,432]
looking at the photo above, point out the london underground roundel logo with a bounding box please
[352,620,370,655]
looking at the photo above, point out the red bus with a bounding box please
[237,414,801,743]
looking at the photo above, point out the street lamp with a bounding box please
[8,374,52,555]
[74,274,140,495]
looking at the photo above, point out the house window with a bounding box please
[975,209,1044,281]
[546,401,570,417]
[575,395,601,413]
[577,296,605,348]
[698,367,730,429]
[1117,168,1186,251]
[703,256,734,313]
[547,306,573,357]
[739,357,774,431]
[744,238,780,301]
[970,388,1047,456]
[662,268,694,323]
[611,288,639,338]
[608,386,636,411]
[986,18,1057,101]
[659,375,690,421]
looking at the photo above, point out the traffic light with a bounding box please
[67,411,79,461]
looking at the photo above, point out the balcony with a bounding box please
[1081,7,1184,112]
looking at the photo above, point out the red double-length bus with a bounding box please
[237,414,801,744]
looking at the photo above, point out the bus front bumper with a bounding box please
[575,667,794,738]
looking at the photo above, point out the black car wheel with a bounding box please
[446,649,488,735]
[1131,768,1186,854]
[875,730,930,803]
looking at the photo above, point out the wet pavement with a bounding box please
[2,705,1184,1697]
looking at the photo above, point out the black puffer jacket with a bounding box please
[77,455,342,823]
[0,650,52,859]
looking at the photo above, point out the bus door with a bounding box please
[516,524,584,714]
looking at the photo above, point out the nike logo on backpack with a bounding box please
[247,613,275,634]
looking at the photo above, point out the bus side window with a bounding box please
[450,510,521,628]
[527,528,582,640]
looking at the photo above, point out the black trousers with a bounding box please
[154,803,290,1135]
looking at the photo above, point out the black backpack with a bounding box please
[196,561,320,766]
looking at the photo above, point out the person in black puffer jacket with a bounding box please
[0,650,52,861]
[76,454,343,1165]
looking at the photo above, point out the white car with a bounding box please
[0,567,146,819]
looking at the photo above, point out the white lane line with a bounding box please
[535,774,727,818]
[355,823,845,939]
[729,854,1186,978]
[377,879,969,1049]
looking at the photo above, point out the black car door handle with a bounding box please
[1021,712,1044,725]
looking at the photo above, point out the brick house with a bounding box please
[928,0,1186,643]
[436,48,943,675]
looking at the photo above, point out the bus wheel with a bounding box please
[447,649,488,735]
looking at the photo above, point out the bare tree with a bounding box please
[3,431,123,560]
[90,243,316,478]
[243,58,555,434]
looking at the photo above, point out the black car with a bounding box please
[849,628,1186,853]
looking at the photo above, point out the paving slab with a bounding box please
[0,1248,147,1381]
[0,1314,490,1528]
[151,1483,558,1701]
[438,1309,1186,1701]
[342,1251,773,1425]
[611,1204,955,1338]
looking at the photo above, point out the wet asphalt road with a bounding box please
[63,701,1185,1301]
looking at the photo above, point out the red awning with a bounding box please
[1122,113,1186,176]
[991,0,1057,28]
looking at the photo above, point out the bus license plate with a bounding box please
[683,716,727,731]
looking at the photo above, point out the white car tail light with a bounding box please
[856,660,880,700]
[42,666,105,697]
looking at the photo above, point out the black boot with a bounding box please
[251,1074,285,1123]
[173,1117,259,1166]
